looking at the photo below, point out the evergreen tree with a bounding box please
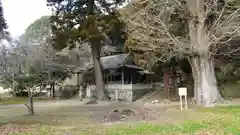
[0,0,8,39]
[47,0,126,100]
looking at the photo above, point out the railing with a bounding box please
[107,84,132,90]
[86,83,153,99]
[86,83,153,91]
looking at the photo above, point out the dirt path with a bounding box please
[0,99,82,109]
[0,100,134,119]
[1,98,239,127]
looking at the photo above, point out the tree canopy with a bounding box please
[19,16,51,45]
[122,0,240,106]
[123,0,240,65]
[47,0,126,50]
[0,0,9,40]
[0,0,7,33]
[47,0,128,100]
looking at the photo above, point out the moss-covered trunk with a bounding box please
[91,41,109,101]
[25,88,34,115]
[189,55,223,106]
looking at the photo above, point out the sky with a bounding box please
[2,0,51,38]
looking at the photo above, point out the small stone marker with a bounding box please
[178,87,188,110]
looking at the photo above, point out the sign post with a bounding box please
[178,87,188,110]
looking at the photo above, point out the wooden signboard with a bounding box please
[178,87,187,96]
[178,87,188,110]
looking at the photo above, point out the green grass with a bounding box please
[3,106,240,135]
[106,122,209,135]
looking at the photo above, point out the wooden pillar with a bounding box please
[171,66,177,97]
[130,75,132,89]
[48,71,52,99]
[110,70,113,83]
[113,70,115,83]
[52,81,55,99]
[121,68,124,91]
[52,72,55,99]
[48,71,55,99]
[106,71,108,90]
[163,67,170,100]
[50,72,55,100]
[77,72,80,87]
[130,76,132,84]
[77,72,82,100]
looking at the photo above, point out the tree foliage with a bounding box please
[0,0,10,41]
[0,0,7,35]
[47,0,126,50]
[122,0,240,106]
[0,39,60,86]
[13,70,48,93]
[122,0,240,66]
[19,16,51,45]
[47,0,128,100]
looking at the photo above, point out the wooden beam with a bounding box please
[121,68,124,91]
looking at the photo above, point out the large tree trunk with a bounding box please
[27,96,34,115]
[77,73,82,100]
[77,73,86,100]
[25,88,34,115]
[90,42,109,101]
[189,55,223,107]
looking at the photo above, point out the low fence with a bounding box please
[86,83,154,101]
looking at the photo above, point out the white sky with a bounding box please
[2,0,52,38]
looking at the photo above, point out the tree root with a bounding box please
[204,99,232,107]
[218,99,231,105]
[85,100,98,104]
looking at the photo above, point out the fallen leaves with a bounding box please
[0,124,33,135]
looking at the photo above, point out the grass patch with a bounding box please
[201,105,240,115]
[3,105,240,135]
[107,122,209,135]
